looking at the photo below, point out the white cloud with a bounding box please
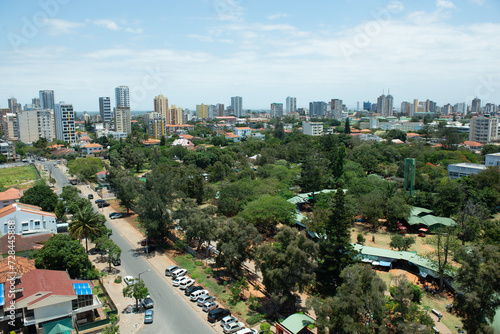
[387,1,404,12]
[93,19,143,34]
[470,0,485,5]
[268,13,288,20]
[436,0,456,9]
[213,0,245,21]
[43,19,84,35]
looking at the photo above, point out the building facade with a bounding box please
[54,103,76,144]
[309,101,327,118]
[115,86,130,108]
[302,121,323,136]
[377,93,394,117]
[169,105,183,125]
[469,116,498,143]
[271,103,283,118]
[471,98,481,113]
[17,110,39,144]
[0,203,57,236]
[286,97,296,114]
[154,95,169,120]
[39,90,55,110]
[99,97,112,123]
[331,99,343,120]
[3,113,19,141]
[196,104,208,119]
[114,107,131,133]
[231,96,242,117]
[448,163,487,179]
[147,118,166,139]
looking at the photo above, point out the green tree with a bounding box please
[176,201,220,252]
[215,218,260,277]
[344,118,351,134]
[434,179,466,217]
[0,154,7,164]
[94,235,122,272]
[160,135,166,146]
[70,205,103,254]
[112,171,141,214]
[453,245,500,334]
[256,226,318,310]
[67,157,104,181]
[123,279,149,310]
[390,234,416,251]
[217,181,253,217]
[424,228,460,291]
[34,234,95,279]
[299,151,329,194]
[311,264,387,333]
[20,181,58,212]
[238,195,296,233]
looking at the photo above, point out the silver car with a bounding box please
[197,294,215,306]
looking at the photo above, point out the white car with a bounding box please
[223,322,245,333]
[179,278,195,289]
[197,294,215,306]
[190,289,209,301]
[235,329,258,334]
[172,276,189,287]
[171,268,187,279]
[124,276,135,285]
[203,300,218,312]
[221,315,238,327]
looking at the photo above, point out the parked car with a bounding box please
[97,201,110,208]
[124,276,135,285]
[144,309,154,324]
[109,212,124,219]
[190,289,209,301]
[197,294,215,306]
[207,308,231,323]
[141,239,147,246]
[185,285,203,296]
[171,268,187,279]
[203,300,218,312]
[144,245,156,254]
[223,322,245,333]
[88,194,94,199]
[165,265,180,276]
[141,296,154,309]
[235,329,258,334]
[179,278,195,290]
[112,257,121,266]
[221,315,238,327]
[95,199,105,204]
[172,276,189,287]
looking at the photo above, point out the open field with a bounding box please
[0,165,39,190]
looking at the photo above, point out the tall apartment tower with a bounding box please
[196,104,208,119]
[154,95,169,120]
[377,92,394,117]
[32,98,40,108]
[8,98,20,113]
[37,109,55,141]
[331,99,343,120]
[54,103,76,144]
[99,97,112,123]
[231,96,242,117]
[271,103,284,118]
[471,98,481,114]
[469,116,498,143]
[39,90,55,110]
[216,103,225,117]
[401,102,411,116]
[17,110,39,144]
[309,101,327,118]
[170,105,183,125]
[115,86,130,108]
[114,107,131,133]
[4,113,19,141]
[286,97,296,114]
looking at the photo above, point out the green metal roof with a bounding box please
[407,206,456,229]
[410,206,433,216]
[280,313,315,334]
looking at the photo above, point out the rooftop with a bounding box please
[0,187,23,201]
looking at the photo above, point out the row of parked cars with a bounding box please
[165,265,257,334]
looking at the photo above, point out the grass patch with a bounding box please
[174,255,197,272]
[0,166,39,189]
[421,293,462,331]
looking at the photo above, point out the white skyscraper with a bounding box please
[99,97,112,123]
[115,86,130,108]
[331,99,343,120]
[54,103,76,144]
[39,90,55,110]
[286,97,296,114]
[231,96,242,117]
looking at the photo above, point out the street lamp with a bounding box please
[138,269,150,282]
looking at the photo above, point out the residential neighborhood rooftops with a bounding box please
[0,233,52,254]
[0,203,57,220]
[0,256,35,283]
[0,187,23,202]
[81,143,103,148]
[277,313,315,334]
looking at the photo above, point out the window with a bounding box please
[22,223,28,231]
[34,221,40,229]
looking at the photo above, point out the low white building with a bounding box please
[234,127,252,138]
[302,121,323,136]
[447,163,487,179]
[81,143,104,155]
[0,188,23,209]
[0,203,57,236]
[485,152,500,167]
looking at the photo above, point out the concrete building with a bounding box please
[99,97,112,124]
[454,102,466,115]
[331,99,343,120]
[447,163,487,179]
[8,97,20,113]
[271,103,283,118]
[37,109,55,141]
[377,93,394,117]
[401,102,411,116]
[379,121,422,132]
[0,141,15,161]
[0,203,57,236]
[216,103,225,117]
[231,96,242,117]
[471,98,481,113]
[115,86,130,108]
[3,113,19,141]
[234,127,252,138]
[169,105,184,125]
[32,97,40,108]
[113,107,131,133]
[363,101,371,111]
[309,101,327,118]
[17,110,39,144]
[302,121,323,136]
[81,143,104,155]
[442,104,452,115]
[469,116,498,144]
[147,118,166,139]
[196,104,208,119]
[154,95,169,120]
[54,103,76,144]
[286,97,296,114]
[0,188,23,209]
[39,90,55,110]
[485,153,500,167]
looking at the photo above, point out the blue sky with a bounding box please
[1,0,499,111]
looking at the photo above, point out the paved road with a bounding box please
[42,161,69,194]
[49,164,215,334]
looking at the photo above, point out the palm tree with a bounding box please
[70,205,102,253]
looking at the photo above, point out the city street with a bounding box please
[48,162,216,334]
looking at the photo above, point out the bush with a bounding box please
[192,273,200,279]
[186,253,193,259]
[247,314,265,325]
[260,322,271,332]
[114,276,122,283]
[198,278,204,283]
[248,296,262,311]
[195,260,203,266]
[357,233,366,244]
[204,267,214,275]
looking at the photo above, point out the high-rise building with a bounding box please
[147,118,166,139]
[115,86,130,108]
[286,97,296,114]
[309,101,327,118]
[454,102,466,115]
[217,103,225,117]
[114,107,131,133]
[154,95,169,120]
[377,92,393,116]
[196,104,209,119]
[32,98,40,108]
[471,98,481,113]
[469,116,498,143]
[442,104,452,115]
[17,110,39,144]
[54,103,76,144]
[331,99,343,120]
[401,102,411,116]
[39,90,55,110]
[302,121,323,136]
[169,105,183,125]
[37,109,55,141]
[99,97,112,123]
[0,108,9,135]
[3,113,19,141]
[484,103,497,114]
[8,98,20,113]
[363,101,371,111]
[425,99,437,113]
[231,96,242,117]
[271,103,284,118]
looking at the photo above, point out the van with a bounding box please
[207,308,230,323]
[171,268,187,279]
[190,289,209,301]
[165,265,179,276]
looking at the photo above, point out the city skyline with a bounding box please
[1,0,499,110]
